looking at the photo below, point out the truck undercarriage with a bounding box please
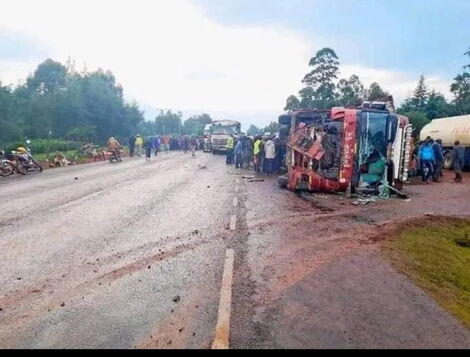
[280,106,412,195]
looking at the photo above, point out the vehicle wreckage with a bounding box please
[278,100,413,196]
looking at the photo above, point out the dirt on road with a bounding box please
[231,170,470,349]
[0,154,469,349]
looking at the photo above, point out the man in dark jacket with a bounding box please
[453,140,465,183]
[128,136,136,157]
[432,139,444,182]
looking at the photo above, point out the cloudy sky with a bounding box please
[0,0,469,129]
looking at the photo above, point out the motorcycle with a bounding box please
[9,143,43,174]
[109,148,123,163]
[0,151,15,177]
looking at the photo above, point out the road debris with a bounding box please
[352,198,377,206]
[172,296,180,303]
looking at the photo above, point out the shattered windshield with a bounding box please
[213,126,236,135]
[358,112,397,165]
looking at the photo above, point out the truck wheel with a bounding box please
[444,152,453,170]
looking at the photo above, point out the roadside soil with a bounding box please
[232,170,470,348]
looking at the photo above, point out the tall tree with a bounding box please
[425,90,456,119]
[183,113,212,135]
[366,82,389,101]
[302,48,339,109]
[450,48,470,115]
[247,124,261,136]
[400,111,431,138]
[284,95,301,112]
[407,75,428,111]
[263,121,280,135]
[155,110,183,135]
[337,74,365,107]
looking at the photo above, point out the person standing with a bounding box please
[190,136,198,157]
[226,135,234,165]
[453,140,465,183]
[153,136,160,157]
[253,136,263,173]
[183,136,190,153]
[234,138,244,169]
[128,136,136,157]
[432,139,444,182]
[144,137,153,161]
[264,137,276,175]
[135,134,144,158]
[418,138,435,184]
[242,136,253,169]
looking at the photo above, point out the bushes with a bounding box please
[3,139,81,154]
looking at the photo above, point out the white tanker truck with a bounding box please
[420,114,470,169]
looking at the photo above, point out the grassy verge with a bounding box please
[382,217,470,329]
[35,150,89,164]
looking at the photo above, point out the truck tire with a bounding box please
[444,152,453,170]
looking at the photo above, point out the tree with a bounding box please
[0,59,145,146]
[425,90,457,119]
[284,95,301,112]
[247,125,261,136]
[451,72,470,114]
[0,82,21,143]
[298,86,315,109]
[464,46,470,70]
[263,121,280,135]
[183,113,212,135]
[366,82,389,101]
[155,110,182,135]
[401,75,428,113]
[26,59,67,95]
[337,74,365,107]
[450,47,470,115]
[400,111,430,138]
[302,48,339,109]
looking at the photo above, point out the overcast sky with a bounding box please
[0,0,469,129]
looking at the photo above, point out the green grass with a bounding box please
[382,217,470,329]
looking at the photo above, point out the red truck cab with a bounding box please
[279,104,412,194]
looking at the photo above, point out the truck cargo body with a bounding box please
[279,107,412,193]
[420,115,470,168]
[210,120,241,153]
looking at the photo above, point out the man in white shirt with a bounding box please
[264,138,276,175]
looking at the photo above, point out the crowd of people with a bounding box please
[416,137,465,184]
[225,135,286,175]
[125,134,206,160]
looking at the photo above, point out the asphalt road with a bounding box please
[0,154,469,349]
[0,152,236,348]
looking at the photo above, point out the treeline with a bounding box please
[284,47,470,134]
[0,59,215,147]
[0,59,145,145]
[136,112,212,137]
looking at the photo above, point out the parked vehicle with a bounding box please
[0,151,15,177]
[420,114,470,169]
[8,143,43,174]
[109,149,123,163]
[210,120,241,153]
[278,101,412,194]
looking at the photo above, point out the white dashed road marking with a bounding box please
[212,249,235,349]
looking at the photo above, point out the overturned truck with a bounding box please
[278,103,412,194]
